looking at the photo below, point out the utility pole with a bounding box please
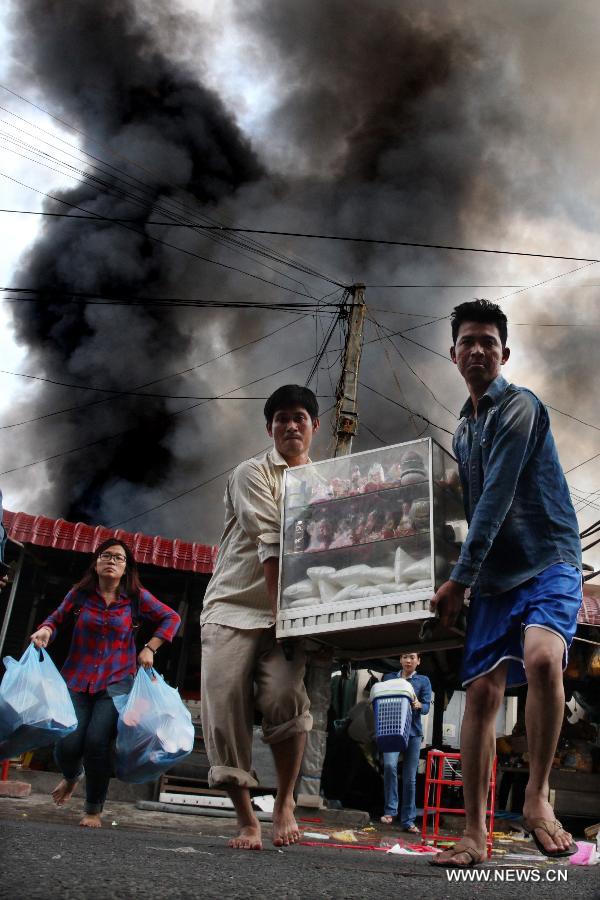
[334,283,366,457]
[296,283,367,810]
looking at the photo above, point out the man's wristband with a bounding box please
[143,644,156,655]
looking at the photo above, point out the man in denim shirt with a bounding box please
[380,652,431,832]
[431,300,581,867]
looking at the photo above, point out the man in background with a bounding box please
[380,651,431,832]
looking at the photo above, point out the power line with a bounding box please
[108,452,269,529]
[565,450,600,476]
[0,286,340,313]
[359,382,455,437]
[0,101,346,292]
[365,307,457,422]
[0,314,310,429]
[0,205,598,264]
[108,402,338,528]
[370,318,600,438]
[0,348,335,476]
[0,84,342,289]
[0,171,346,297]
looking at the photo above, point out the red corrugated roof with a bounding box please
[4,510,218,575]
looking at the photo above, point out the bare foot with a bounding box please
[79,814,102,828]
[51,778,79,807]
[229,822,262,850]
[523,793,573,854]
[380,815,394,825]
[272,798,299,847]
[430,831,487,867]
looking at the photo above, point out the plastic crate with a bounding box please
[370,679,414,753]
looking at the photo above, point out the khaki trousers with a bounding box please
[201,623,312,788]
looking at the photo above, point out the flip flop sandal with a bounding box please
[403,824,420,834]
[429,838,485,868]
[522,818,578,858]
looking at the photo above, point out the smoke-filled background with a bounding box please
[0,0,599,575]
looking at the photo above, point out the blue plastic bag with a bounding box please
[0,643,77,760]
[113,667,194,783]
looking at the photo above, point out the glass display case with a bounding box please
[276,438,467,655]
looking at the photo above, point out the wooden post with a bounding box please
[297,285,367,810]
[334,283,366,457]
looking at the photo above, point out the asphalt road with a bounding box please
[1,816,598,900]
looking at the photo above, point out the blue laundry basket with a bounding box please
[370,678,414,753]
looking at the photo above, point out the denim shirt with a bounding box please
[383,671,432,737]
[451,375,581,596]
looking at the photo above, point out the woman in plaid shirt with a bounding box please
[30,538,180,828]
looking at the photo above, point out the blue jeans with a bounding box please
[54,678,131,814]
[382,734,422,825]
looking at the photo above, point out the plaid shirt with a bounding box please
[40,587,180,694]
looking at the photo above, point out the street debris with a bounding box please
[331,829,358,843]
[148,846,213,856]
[253,794,275,813]
[570,841,598,866]
[302,832,330,840]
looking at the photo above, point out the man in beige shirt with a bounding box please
[201,384,320,850]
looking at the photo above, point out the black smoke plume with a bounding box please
[6,0,593,544]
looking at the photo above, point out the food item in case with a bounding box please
[282,579,315,601]
[318,578,339,602]
[362,462,386,493]
[310,480,333,503]
[396,503,415,537]
[378,582,410,593]
[403,557,431,583]
[306,566,337,586]
[394,546,415,583]
[333,564,375,586]
[332,584,383,603]
[366,566,395,584]
[306,518,335,551]
[400,448,427,484]
[410,498,430,531]
[408,579,433,590]
[286,595,321,608]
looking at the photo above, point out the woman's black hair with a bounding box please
[71,537,143,598]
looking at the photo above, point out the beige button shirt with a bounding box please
[201,447,295,630]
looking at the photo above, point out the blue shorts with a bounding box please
[461,563,582,689]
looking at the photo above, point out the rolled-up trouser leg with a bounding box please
[201,623,260,789]
[255,629,312,745]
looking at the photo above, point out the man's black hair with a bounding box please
[451,299,508,347]
[264,385,319,426]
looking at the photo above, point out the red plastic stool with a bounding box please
[421,749,497,859]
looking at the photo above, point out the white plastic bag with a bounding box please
[113,667,194,783]
[0,644,77,760]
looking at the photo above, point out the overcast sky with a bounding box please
[0,0,598,578]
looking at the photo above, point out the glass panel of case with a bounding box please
[280,439,439,613]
